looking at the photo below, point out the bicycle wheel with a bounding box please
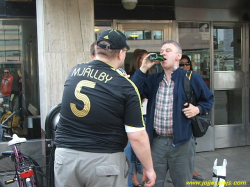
[24,179,33,187]
[0,155,19,187]
[0,181,5,187]
[0,155,43,187]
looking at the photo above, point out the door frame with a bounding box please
[212,22,249,148]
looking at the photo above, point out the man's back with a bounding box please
[55,60,143,153]
[54,29,156,187]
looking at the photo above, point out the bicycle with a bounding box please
[0,134,43,187]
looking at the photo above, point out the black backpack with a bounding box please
[183,70,211,137]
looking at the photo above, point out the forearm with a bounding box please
[140,67,148,74]
[127,130,154,171]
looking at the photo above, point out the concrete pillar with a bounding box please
[36,0,95,130]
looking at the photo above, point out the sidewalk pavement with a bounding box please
[192,146,250,186]
[138,146,250,187]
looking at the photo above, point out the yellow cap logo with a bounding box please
[104,35,109,39]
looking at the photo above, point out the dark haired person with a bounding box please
[129,49,150,77]
[179,55,193,71]
[54,29,156,187]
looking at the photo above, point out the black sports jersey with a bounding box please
[55,60,145,153]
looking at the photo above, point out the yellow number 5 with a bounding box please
[70,80,96,117]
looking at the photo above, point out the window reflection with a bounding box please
[213,26,241,71]
[0,19,40,141]
[124,30,152,40]
[178,22,211,88]
[153,31,162,40]
[0,25,20,62]
[214,90,242,125]
[124,30,162,40]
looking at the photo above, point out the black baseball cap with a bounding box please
[97,29,130,50]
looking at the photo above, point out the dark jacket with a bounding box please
[131,67,214,146]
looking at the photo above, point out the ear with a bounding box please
[117,50,123,60]
[176,52,182,61]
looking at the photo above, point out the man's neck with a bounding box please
[163,65,179,83]
[95,56,119,69]
[163,69,172,83]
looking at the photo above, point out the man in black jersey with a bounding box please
[54,29,156,187]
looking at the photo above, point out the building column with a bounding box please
[36,0,95,131]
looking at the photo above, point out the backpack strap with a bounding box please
[183,70,193,104]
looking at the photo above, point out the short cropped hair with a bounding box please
[162,40,182,53]
[96,41,120,59]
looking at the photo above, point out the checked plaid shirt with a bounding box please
[154,75,174,136]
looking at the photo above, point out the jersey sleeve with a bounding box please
[123,81,145,129]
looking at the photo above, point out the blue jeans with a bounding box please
[125,117,146,187]
[124,142,143,187]
[124,142,133,187]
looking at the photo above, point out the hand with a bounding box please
[182,103,200,118]
[142,168,156,187]
[140,53,159,73]
[121,73,130,79]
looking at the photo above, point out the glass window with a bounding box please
[153,30,162,40]
[124,30,152,40]
[125,31,143,40]
[0,19,40,141]
[178,22,211,88]
[213,26,241,71]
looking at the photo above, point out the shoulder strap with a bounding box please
[183,70,193,103]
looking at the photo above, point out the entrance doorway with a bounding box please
[213,24,246,148]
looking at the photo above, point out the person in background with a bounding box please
[54,29,156,187]
[131,40,214,187]
[179,55,193,71]
[1,68,14,111]
[129,49,150,77]
[125,48,150,187]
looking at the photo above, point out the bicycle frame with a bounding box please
[2,135,37,187]
[12,144,36,187]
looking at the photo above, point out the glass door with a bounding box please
[213,24,246,148]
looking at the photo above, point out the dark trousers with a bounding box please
[151,135,196,187]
